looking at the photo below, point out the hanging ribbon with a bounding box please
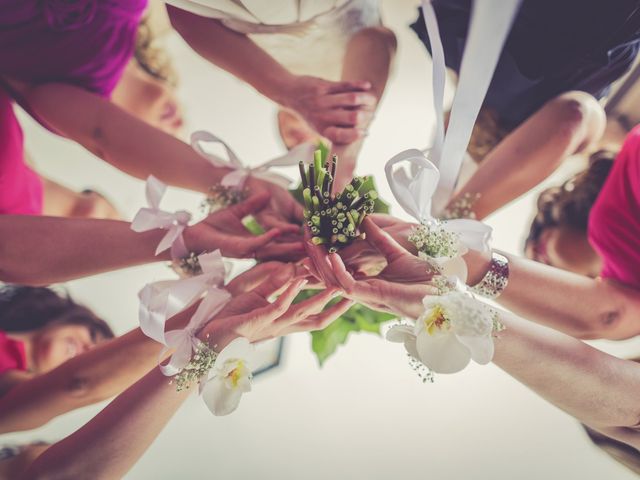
[138,250,227,344]
[385,149,492,254]
[413,0,522,215]
[191,130,316,189]
[131,175,192,255]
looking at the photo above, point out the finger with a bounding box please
[300,258,322,283]
[304,228,341,288]
[326,80,372,94]
[361,217,408,261]
[283,288,342,325]
[292,298,354,333]
[322,126,364,145]
[251,279,307,322]
[256,212,301,235]
[228,191,271,218]
[328,253,357,294]
[316,91,377,109]
[225,262,283,296]
[319,108,374,128]
[255,241,306,262]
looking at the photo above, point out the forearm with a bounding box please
[21,367,191,480]
[493,311,640,431]
[463,250,640,340]
[21,82,229,193]
[0,306,195,432]
[167,6,293,104]
[0,215,169,285]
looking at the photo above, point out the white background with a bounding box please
[4,1,640,479]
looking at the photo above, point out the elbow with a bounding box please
[0,266,52,287]
[572,309,626,340]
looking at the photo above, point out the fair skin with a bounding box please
[0,261,337,434]
[166,7,396,189]
[447,91,606,219]
[14,265,350,480]
[0,193,303,286]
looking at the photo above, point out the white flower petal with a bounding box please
[386,325,414,343]
[214,337,252,368]
[415,331,471,374]
[456,334,495,365]
[441,255,468,283]
[201,377,244,416]
[443,219,492,253]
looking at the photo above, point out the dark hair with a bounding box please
[0,286,114,342]
[525,150,616,252]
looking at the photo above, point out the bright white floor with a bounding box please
[4,1,640,479]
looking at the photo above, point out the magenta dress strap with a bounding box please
[0,0,147,98]
[0,89,43,215]
[588,125,640,288]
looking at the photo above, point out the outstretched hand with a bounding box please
[304,217,437,318]
[184,192,304,261]
[198,262,353,348]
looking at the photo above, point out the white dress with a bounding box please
[165,0,381,80]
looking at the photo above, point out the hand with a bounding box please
[245,176,305,238]
[281,76,377,145]
[199,264,353,347]
[184,192,303,261]
[304,218,437,318]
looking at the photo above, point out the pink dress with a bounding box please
[588,126,640,288]
[0,90,43,215]
[0,330,27,375]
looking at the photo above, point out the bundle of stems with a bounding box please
[299,150,377,252]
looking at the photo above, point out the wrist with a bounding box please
[267,71,298,108]
[197,322,238,352]
[463,249,493,286]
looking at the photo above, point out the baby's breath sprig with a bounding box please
[201,184,248,214]
[174,342,218,392]
[299,150,377,252]
[408,221,460,259]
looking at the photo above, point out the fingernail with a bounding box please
[331,290,343,299]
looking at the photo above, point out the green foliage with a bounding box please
[294,290,397,365]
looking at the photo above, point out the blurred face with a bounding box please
[525,225,602,277]
[111,60,183,135]
[32,323,103,373]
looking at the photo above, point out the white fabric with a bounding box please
[164,0,380,80]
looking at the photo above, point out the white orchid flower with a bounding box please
[201,337,256,416]
[386,290,496,374]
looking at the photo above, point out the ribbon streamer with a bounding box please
[191,130,316,189]
[385,149,492,254]
[131,175,192,255]
[137,250,231,375]
[419,0,522,214]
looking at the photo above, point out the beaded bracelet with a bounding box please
[470,251,509,299]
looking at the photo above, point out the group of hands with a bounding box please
[180,183,440,350]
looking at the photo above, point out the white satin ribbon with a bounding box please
[131,175,192,255]
[419,0,522,215]
[385,149,492,254]
[191,130,316,189]
[137,250,231,375]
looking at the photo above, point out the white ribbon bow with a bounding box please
[385,149,492,256]
[131,175,192,255]
[191,130,316,189]
[137,250,231,376]
[418,0,522,215]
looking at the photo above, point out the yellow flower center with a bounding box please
[424,305,448,335]
[227,361,245,388]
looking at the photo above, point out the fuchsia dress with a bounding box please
[589,126,640,288]
[0,0,147,214]
[0,331,27,376]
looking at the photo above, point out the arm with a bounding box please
[447,91,605,219]
[493,310,640,448]
[20,367,192,480]
[15,81,229,194]
[463,249,640,341]
[0,215,168,285]
[0,304,196,433]
[166,6,374,144]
